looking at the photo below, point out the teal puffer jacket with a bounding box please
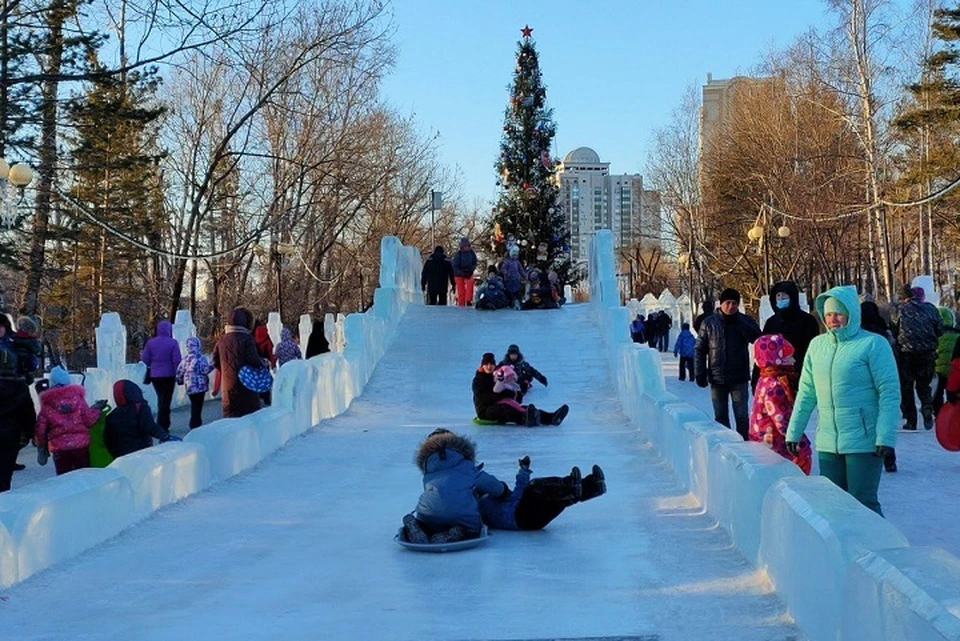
[785,286,900,454]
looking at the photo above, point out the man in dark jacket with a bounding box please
[892,285,944,429]
[693,299,714,333]
[656,311,672,352]
[752,280,820,393]
[0,346,36,492]
[104,379,176,458]
[451,238,478,307]
[695,287,761,439]
[421,246,455,306]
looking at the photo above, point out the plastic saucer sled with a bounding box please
[935,401,960,452]
[395,525,490,553]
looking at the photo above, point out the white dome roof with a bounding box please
[563,147,600,164]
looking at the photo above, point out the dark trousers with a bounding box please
[819,451,884,516]
[0,433,18,492]
[678,356,694,381]
[427,290,448,305]
[152,376,176,429]
[899,352,935,427]
[53,447,90,476]
[658,332,669,352]
[188,392,206,429]
[710,382,750,440]
[477,403,525,425]
[514,470,604,530]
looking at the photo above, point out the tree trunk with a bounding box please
[21,0,67,317]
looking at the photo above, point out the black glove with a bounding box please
[536,374,548,386]
[91,399,109,411]
[876,445,895,459]
[499,482,511,498]
[785,441,800,456]
[696,374,708,388]
[37,445,49,466]
[518,455,531,470]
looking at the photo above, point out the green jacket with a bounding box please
[935,307,959,376]
[786,286,900,454]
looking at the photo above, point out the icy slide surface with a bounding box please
[1,305,803,641]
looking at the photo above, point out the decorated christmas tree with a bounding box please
[492,26,572,284]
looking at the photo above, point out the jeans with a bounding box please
[899,351,935,427]
[710,382,750,440]
[678,356,694,381]
[818,451,884,515]
[152,377,176,430]
[454,276,474,306]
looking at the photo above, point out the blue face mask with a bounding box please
[776,298,790,310]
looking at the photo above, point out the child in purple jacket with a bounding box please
[176,337,211,429]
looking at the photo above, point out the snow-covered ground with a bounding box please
[662,354,960,559]
[0,304,805,641]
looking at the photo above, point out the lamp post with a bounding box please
[0,158,33,227]
[747,208,790,294]
[430,190,442,248]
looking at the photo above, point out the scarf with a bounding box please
[224,325,250,334]
[760,365,797,403]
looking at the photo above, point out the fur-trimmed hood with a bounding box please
[414,430,476,472]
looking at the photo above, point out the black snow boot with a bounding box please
[525,404,540,427]
[568,466,582,500]
[580,464,607,501]
[550,404,569,426]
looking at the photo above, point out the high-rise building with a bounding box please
[556,146,661,262]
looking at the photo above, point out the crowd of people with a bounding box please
[421,238,564,310]
[0,307,335,492]
[657,279,956,517]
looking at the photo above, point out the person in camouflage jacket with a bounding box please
[891,286,943,429]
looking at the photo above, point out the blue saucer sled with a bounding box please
[395,525,490,553]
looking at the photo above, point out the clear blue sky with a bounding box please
[380,1,837,207]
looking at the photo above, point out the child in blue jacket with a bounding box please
[673,322,696,381]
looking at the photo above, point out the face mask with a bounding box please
[776,299,790,310]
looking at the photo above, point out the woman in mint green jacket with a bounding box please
[785,286,900,515]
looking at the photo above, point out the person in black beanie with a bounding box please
[694,287,761,439]
[751,281,821,394]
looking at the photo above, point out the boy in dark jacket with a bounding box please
[104,380,178,458]
[479,456,606,531]
[421,246,455,305]
[498,344,547,394]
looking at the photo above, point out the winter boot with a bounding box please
[567,466,582,500]
[524,404,540,427]
[550,404,569,426]
[884,449,898,473]
[923,410,934,430]
[402,514,429,544]
[429,526,467,544]
[518,455,531,470]
[580,464,607,501]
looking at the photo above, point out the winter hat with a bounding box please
[939,306,956,329]
[186,336,202,353]
[681,322,690,330]
[459,237,471,247]
[509,245,519,257]
[719,288,741,304]
[481,352,496,366]
[49,366,72,388]
[753,334,795,368]
[899,284,914,300]
[823,296,848,317]
[507,344,520,355]
[911,286,926,302]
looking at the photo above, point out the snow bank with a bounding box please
[183,417,261,483]
[108,442,212,519]
[587,230,960,641]
[843,546,960,641]
[0,469,136,586]
[0,520,14,588]
[760,477,910,641]
[249,406,298,456]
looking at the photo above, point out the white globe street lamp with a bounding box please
[0,158,34,227]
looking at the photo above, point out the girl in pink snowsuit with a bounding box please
[35,367,103,475]
[749,334,812,474]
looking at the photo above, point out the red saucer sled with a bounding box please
[935,401,960,452]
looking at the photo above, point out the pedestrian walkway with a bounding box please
[1,304,804,640]
[662,355,960,560]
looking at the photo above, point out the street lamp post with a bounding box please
[430,190,442,248]
[0,158,33,227]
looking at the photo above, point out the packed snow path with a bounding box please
[2,305,803,641]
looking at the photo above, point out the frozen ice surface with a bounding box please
[0,305,804,641]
